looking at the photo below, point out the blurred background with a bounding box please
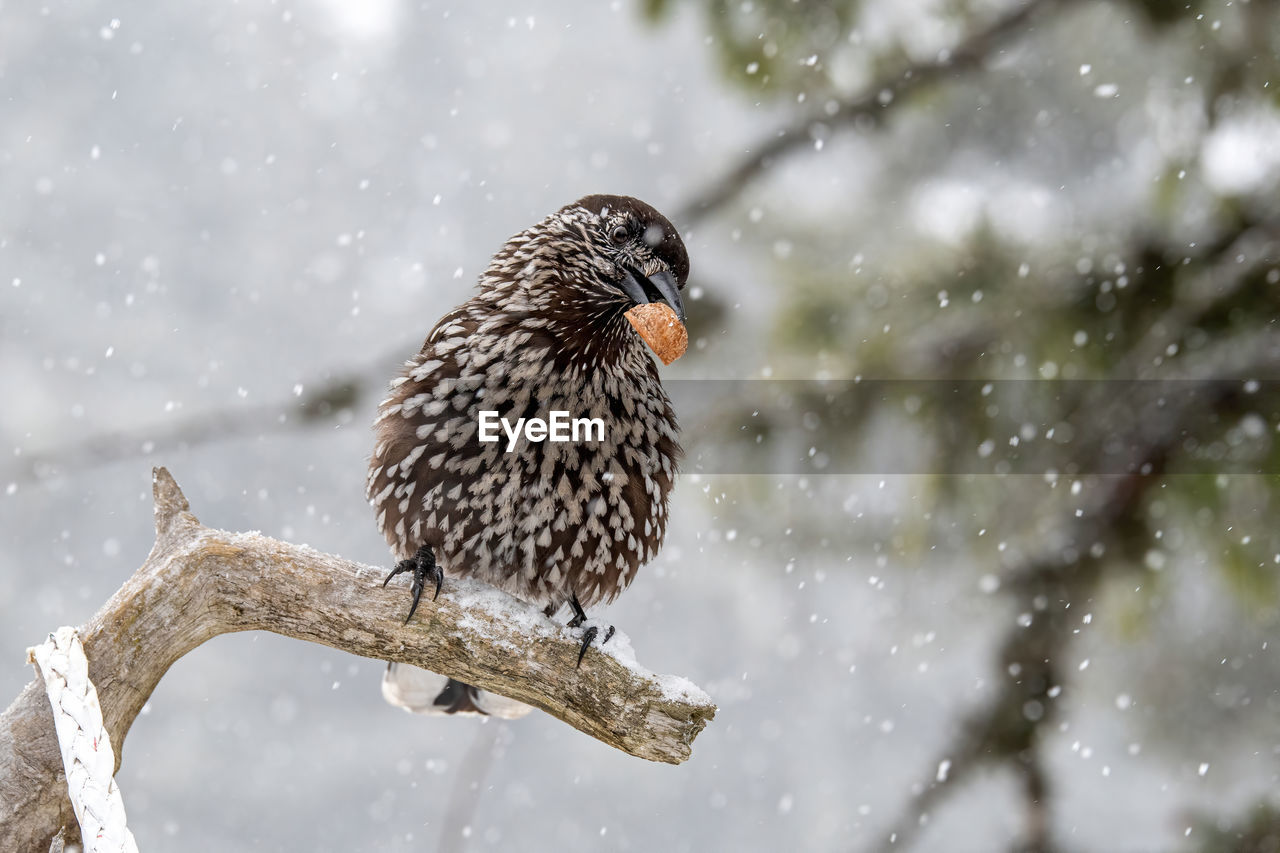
[2,0,1279,850]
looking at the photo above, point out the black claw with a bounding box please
[566,594,615,668]
[383,545,442,624]
[576,626,598,669]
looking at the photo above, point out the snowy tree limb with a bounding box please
[674,0,1075,224]
[0,467,716,852]
[859,363,1273,853]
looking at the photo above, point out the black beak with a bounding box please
[618,266,687,323]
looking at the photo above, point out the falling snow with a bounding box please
[2,1,1277,851]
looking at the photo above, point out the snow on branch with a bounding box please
[0,467,716,851]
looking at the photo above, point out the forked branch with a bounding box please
[0,468,715,851]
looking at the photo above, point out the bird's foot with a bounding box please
[566,594,615,668]
[575,623,617,668]
[382,544,442,624]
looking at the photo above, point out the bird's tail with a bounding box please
[381,663,533,719]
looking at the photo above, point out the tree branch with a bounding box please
[674,0,1075,224]
[860,360,1268,852]
[7,368,375,484]
[0,467,715,851]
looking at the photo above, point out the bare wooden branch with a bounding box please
[0,468,716,851]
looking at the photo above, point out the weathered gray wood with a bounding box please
[0,467,715,851]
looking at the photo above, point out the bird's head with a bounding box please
[563,194,689,324]
[483,195,689,363]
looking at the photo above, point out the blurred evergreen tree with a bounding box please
[644,1,1280,850]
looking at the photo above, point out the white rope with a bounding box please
[29,626,140,853]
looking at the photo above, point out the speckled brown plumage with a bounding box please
[367,195,688,716]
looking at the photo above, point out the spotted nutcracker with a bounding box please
[367,194,688,717]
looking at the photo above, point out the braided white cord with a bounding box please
[29,626,140,853]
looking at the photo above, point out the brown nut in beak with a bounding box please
[624,302,688,366]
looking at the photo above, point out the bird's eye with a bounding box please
[609,224,629,244]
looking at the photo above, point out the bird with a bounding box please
[367,194,688,717]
